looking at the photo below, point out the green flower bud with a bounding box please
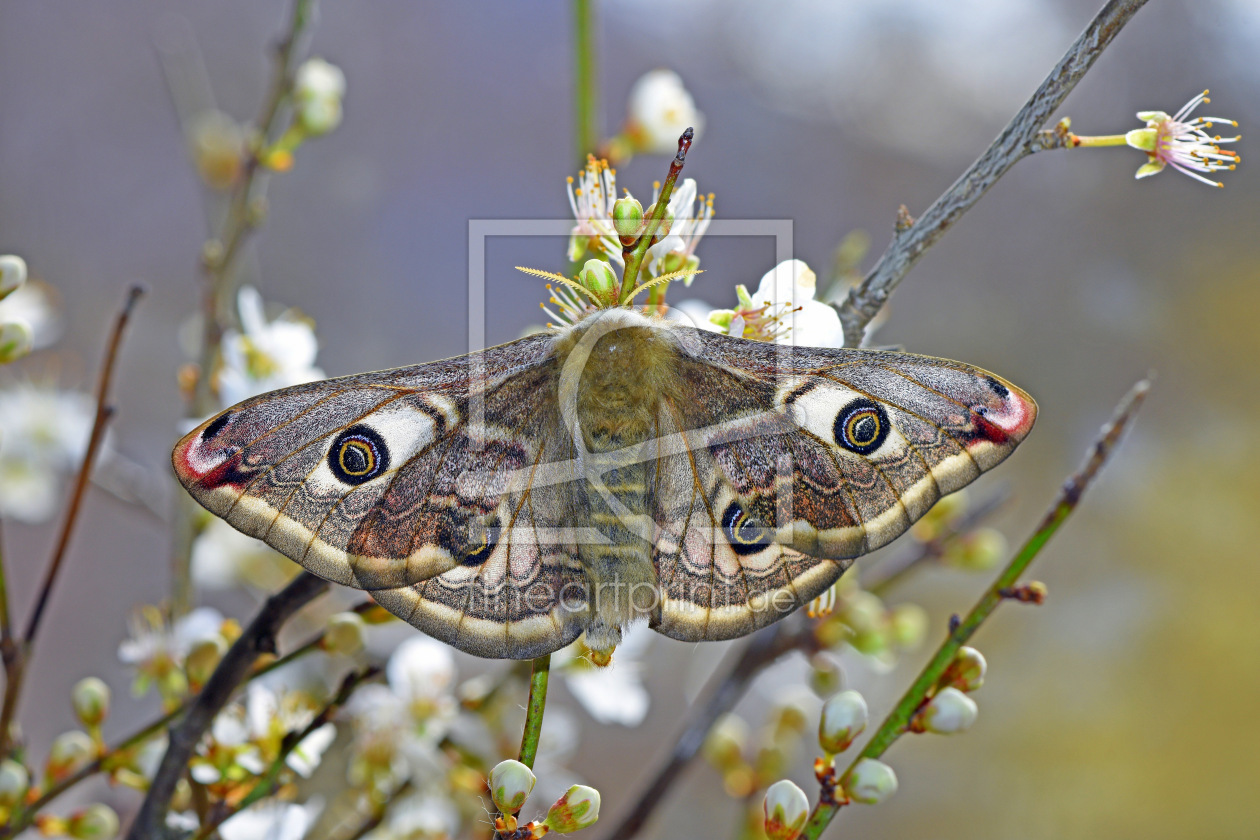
[48,730,95,778]
[702,713,749,770]
[843,758,898,804]
[808,654,843,696]
[184,636,228,688]
[762,779,809,840]
[578,259,619,305]
[0,255,27,301]
[488,759,536,814]
[72,677,111,728]
[321,611,366,656]
[945,646,987,692]
[947,528,1006,571]
[818,689,867,754]
[0,321,33,364]
[67,803,120,840]
[918,687,978,734]
[888,603,928,650]
[613,196,644,245]
[544,784,601,833]
[643,202,674,243]
[0,759,29,808]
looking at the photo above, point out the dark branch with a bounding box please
[124,572,328,840]
[602,619,818,840]
[835,0,1152,346]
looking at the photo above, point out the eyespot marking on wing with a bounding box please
[328,425,389,485]
[721,501,771,556]
[833,398,890,455]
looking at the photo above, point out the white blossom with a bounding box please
[554,624,651,726]
[218,286,324,408]
[219,798,323,840]
[1125,90,1241,187]
[627,69,704,153]
[192,518,297,591]
[752,259,844,347]
[293,58,346,136]
[0,382,93,521]
[645,177,714,281]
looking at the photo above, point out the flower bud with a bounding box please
[762,779,809,840]
[184,636,228,689]
[72,677,111,728]
[702,713,748,769]
[187,110,245,191]
[944,646,987,692]
[294,58,346,136]
[543,784,601,833]
[918,687,978,734]
[818,690,867,755]
[843,758,897,804]
[488,759,536,814]
[888,603,928,650]
[0,321,33,364]
[67,803,120,840]
[578,258,619,305]
[612,196,644,245]
[0,255,27,301]
[48,730,95,778]
[642,203,674,243]
[0,759,29,808]
[947,528,1006,571]
[321,611,366,656]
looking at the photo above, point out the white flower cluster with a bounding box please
[0,382,94,522]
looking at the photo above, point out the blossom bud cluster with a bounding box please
[912,646,988,735]
[488,759,601,836]
[0,255,33,363]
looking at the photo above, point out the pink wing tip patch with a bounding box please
[969,378,1037,447]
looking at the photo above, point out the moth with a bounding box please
[173,306,1035,660]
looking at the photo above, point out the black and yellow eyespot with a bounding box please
[461,518,499,566]
[722,501,771,556]
[834,399,889,455]
[328,425,389,485]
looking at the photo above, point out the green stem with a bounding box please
[1069,133,1130,147]
[572,0,599,166]
[518,654,551,768]
[619,128,693,302]
[800,378,1150,839]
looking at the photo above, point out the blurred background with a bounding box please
[1,0,1258,837]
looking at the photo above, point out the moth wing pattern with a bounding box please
[173,333,588,659]
[648,328,1036,642]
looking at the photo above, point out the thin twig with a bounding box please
[800,378,1151,838]
[0,285,144,760]
[602,620,818,840]
[124,572,329,840]
[190,666,382,840]
[619,128,693,300]
[0,596,367,836]
[572,0,598,166]
[176,0,320,617]
[833,0,1152,347]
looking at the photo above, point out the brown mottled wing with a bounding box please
[173,333,587,659]
[650,329,1037,642]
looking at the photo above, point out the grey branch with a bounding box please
[124,572,329,840]
[835,0,1152,347]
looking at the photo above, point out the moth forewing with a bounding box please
[173,307,1036,659]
